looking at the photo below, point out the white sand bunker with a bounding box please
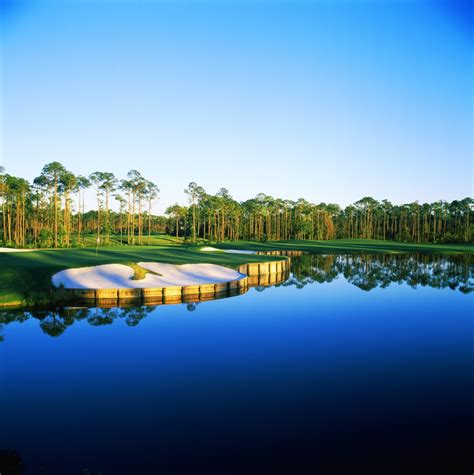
[0,247,35,253]
[52,262,244,289]
[200,246,256,255]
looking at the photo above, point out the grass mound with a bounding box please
[125,262,162,281]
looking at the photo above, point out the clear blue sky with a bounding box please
[1,0,472,213]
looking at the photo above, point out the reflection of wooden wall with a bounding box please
[61,257,293,307]
[247,271,289,287]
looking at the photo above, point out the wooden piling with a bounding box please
[247,263,260,276]
[94,288,117,299]
[73,289,96,299]
[199,283,215,295]
[215,282,229,293]
[118,288,142,299]
[143,287,163,298]
[182,285,200,296]
[163,286,182,297]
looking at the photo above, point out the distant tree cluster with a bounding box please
[0,163,472,248]
[0,162,160,248]
[168,185,473,245]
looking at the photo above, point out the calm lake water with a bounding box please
[1,254,473,474]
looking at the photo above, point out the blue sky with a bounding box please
[1,0,472,212]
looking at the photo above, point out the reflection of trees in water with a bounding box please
[122,306,152,326]
[0,305,158,340]
[1,254,472,340]
[36,307,81,336]
[0,300,198,341]
[289,254,474,292]
[87,308,118,326]
[283,254,340,289]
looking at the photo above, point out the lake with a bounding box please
[1,254,473,474]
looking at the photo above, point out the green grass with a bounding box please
[2,233,186,250]
[211,239,474,255]
[0,238,472,308]
[125,262,162,280]
[79,233,185,247]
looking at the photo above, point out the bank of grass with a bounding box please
[212,238,474,255]
[0,238,472,308]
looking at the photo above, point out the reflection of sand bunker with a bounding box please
[200,246,256,255]
[52,263,244,289]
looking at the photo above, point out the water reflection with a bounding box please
[0,254,472,340]
[287,253,474,293]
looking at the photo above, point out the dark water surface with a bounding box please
[1,254,473,474]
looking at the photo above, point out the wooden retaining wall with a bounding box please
[248,271,289,287]
[62,257,293,307]
[67,275,250,305]
[237,258,291,276]
[256,250,304,257]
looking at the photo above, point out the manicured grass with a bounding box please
[0,238,472,307]
[7,233,185,249]
[212,239,474,255]
[79,233,185,247]
[126,262,162,280]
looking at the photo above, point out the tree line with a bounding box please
[0,162,161,248]
[169,183,472,244]
[0,163,472,248]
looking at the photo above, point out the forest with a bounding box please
[0,162,472,248]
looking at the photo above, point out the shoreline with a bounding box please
[0,239,472,309]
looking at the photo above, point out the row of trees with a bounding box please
[166,186,340,243]
[168,184,473,244]
[0,164,472,248]
[0,162,161,248]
